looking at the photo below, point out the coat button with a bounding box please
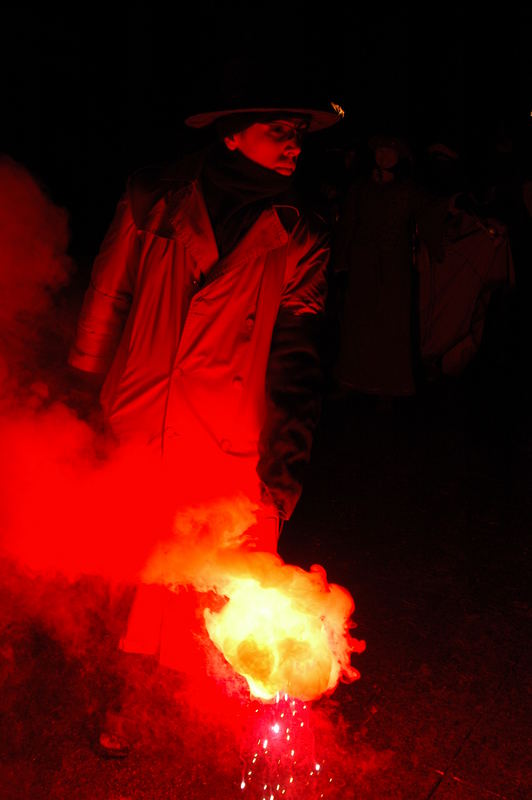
[245,314,255,331]
[220,439,232,453]
[232,375,243,389]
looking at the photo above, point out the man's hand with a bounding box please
[240,504,280,553]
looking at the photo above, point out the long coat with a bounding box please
[69,152,329,520]
[334,177,419,396]
[418,212,515,376]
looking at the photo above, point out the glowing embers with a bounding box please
[204,559,364,701]
[240,694,331,799]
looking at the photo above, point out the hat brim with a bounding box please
[185,107,343,132]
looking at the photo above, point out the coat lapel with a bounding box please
[167,179,289,282]
[167,181,220,273]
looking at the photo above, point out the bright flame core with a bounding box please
[140,498,364,702]
[204,559,364,701]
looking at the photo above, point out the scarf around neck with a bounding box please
[200,142,294,257]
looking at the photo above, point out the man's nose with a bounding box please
[285,135,302,156]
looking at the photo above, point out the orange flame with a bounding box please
[204,553,365,701]
[140,496,364,702]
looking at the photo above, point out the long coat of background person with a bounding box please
[334,135,420,397]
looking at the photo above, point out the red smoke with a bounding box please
[0,157,70,321]
[0,156,71,397]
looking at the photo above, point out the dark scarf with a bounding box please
[200,142,294,257]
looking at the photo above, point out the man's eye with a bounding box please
[270,127,299,142]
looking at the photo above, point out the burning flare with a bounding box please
[139,497,365,702]
[204,553,364,702]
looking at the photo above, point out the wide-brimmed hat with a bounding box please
[184,56,345,133]
[185,103,344,132]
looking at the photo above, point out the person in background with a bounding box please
[333,133,423,409]
[416,140,515,383]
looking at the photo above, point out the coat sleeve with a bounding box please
[68,189,139,374]
[257,224,329,520]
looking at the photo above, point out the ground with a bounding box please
[0,336,530,799]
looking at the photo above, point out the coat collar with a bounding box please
[166,178,290,273]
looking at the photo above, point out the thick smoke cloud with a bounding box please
[0,156,113,665]
[0,156,71,402]
[0,157,71,324]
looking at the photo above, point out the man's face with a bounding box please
[224,118,308,175]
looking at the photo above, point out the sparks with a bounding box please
[239,695,332,797]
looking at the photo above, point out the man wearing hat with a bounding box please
[69,80,343,753]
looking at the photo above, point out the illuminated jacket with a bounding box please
[69,152,329,518]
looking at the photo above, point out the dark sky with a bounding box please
[1,5,531,253]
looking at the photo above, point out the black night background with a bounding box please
[3,6,531,256]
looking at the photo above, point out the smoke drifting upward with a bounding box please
[0,156,72,397]
[0,157,70,315]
